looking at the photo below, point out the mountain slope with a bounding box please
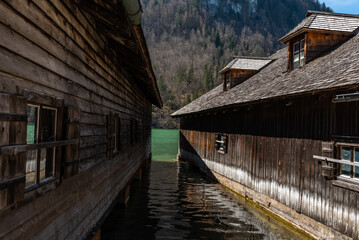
[144,0,331,128]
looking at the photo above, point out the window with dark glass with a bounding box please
[225,72,230,90]
[215,134,228,154]
[26,105,57,187]
[113,116,120,153]
[293,39,305,70]
[340,146,359,179]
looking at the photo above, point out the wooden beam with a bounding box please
[132,25,163,107]
[95,21,138,53]
[0,175,25,190]
[314,155,359,167]
[0,139,79,155]
[77,0,130,36]
[0,113,26,122]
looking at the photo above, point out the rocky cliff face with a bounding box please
[143,0,331,128]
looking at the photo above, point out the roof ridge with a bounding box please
[306,10,359,18]
[232,56,272,60]
[307,14,316,27]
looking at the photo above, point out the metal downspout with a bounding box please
[121,0,143,25]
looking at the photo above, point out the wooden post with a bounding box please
[119,185,130,205]
[91,229,101,240]
[134,168,142,181]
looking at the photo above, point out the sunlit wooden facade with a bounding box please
[173,11,359,239]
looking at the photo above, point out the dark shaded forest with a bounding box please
[144,0,331,128]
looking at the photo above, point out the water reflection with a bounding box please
[101,160,306,240]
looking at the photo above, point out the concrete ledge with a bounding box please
[211,170,352,240]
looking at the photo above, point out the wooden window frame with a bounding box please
[224,72,230,91]
[292,39,305,70]
[107,113,121,159]
[25,104,58,190]
[337,143,359,180]
[113,115,120,154]
[331,142,359,192]
[18,91,69,194]
[0,91,80,206]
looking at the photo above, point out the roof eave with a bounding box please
[131,25,163,108]
[219,68,230,75]
[279,28,354,43]
[171,84,359,118]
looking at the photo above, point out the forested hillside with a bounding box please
[144,0,331,128]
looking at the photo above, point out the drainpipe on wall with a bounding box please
[121,0,143,25]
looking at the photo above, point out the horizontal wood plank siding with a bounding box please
[0,1,154,239]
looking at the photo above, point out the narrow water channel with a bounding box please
[101,129,310,240]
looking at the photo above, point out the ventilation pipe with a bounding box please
[122,0,142,25]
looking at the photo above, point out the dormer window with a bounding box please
[293,39,305,70]
[280,11,359,71]
[220,57,272,91]
[225,72,230,90]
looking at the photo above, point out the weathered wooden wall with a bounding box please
[179,92,359,239]
[229,69,257,89]
[0,0,153,239]
[305,32,350,64]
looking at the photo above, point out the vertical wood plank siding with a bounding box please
[0,1,153,239]
[179,93,359,239]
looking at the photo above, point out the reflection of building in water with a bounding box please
[0,1,162,239]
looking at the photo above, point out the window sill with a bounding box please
[218,150,226,155]
[12,177,58,209]
[25,177,57,193]
[112,150,120,158]
[331,176,359,192]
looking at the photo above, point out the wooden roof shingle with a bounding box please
[280,11,359,43]
[219,57,273,74]
[172,32,359,117]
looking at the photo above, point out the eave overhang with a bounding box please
[279,28,354,43]
[76,0,163,108]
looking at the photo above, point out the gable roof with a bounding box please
[172,32,359,117]
[219,56,273,74]
[279,11,359,43]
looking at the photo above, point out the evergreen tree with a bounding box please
[203,65,214,91]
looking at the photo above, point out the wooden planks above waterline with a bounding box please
[0,0,159,239]
[178,92,359,239]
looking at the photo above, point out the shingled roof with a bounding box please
[219,56,273,74]
[279,11,359,42]
[172,31,359,117]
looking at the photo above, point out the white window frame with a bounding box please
[339,145,359,180]
[293,39,305,70]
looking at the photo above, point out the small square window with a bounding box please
[339,146,359,179]
[215,134,228,154]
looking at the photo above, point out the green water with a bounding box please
[102,129,312,239]
[151,128,179,162]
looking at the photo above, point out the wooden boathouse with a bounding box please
[173,11,359,239]
[0,0,162,239]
